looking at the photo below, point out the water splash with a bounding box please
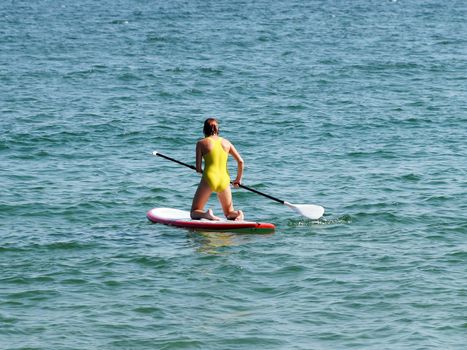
[287,214,352,227]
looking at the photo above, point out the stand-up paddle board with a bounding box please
[147,208,275,233]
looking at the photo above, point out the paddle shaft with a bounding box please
[234,183,285,205]
[154,152,286,205]
[155,152,197,171]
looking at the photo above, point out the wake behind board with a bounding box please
[147,208,275,233]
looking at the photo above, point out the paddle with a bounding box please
[152,151,325,220]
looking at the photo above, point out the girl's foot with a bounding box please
[206,209,221,221]
[227,210,244,221]
[191,208,221,221]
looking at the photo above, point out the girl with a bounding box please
[191,118,244,221]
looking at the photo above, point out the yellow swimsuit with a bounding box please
[203,137,230,193]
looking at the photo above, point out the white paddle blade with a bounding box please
[152,150,158,156]
[285,202,325,220]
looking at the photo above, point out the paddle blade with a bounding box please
[285,202,325,220]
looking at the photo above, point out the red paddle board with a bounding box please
[147,208,275,233]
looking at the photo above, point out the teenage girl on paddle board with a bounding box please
[191,118,244,221]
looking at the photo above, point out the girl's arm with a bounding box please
[195,141,203,173]
[229,143,244,187]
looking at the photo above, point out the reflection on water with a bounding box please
[187,230,274,254]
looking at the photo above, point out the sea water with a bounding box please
[1,0,466,349]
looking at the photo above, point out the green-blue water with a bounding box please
[1,1,466,349]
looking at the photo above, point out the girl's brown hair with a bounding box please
[203,118,219,137]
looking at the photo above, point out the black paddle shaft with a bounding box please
[154,152,286,205]
[235,183,285,205]
[155,152,197,171]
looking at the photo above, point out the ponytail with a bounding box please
[203,118,219,137]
